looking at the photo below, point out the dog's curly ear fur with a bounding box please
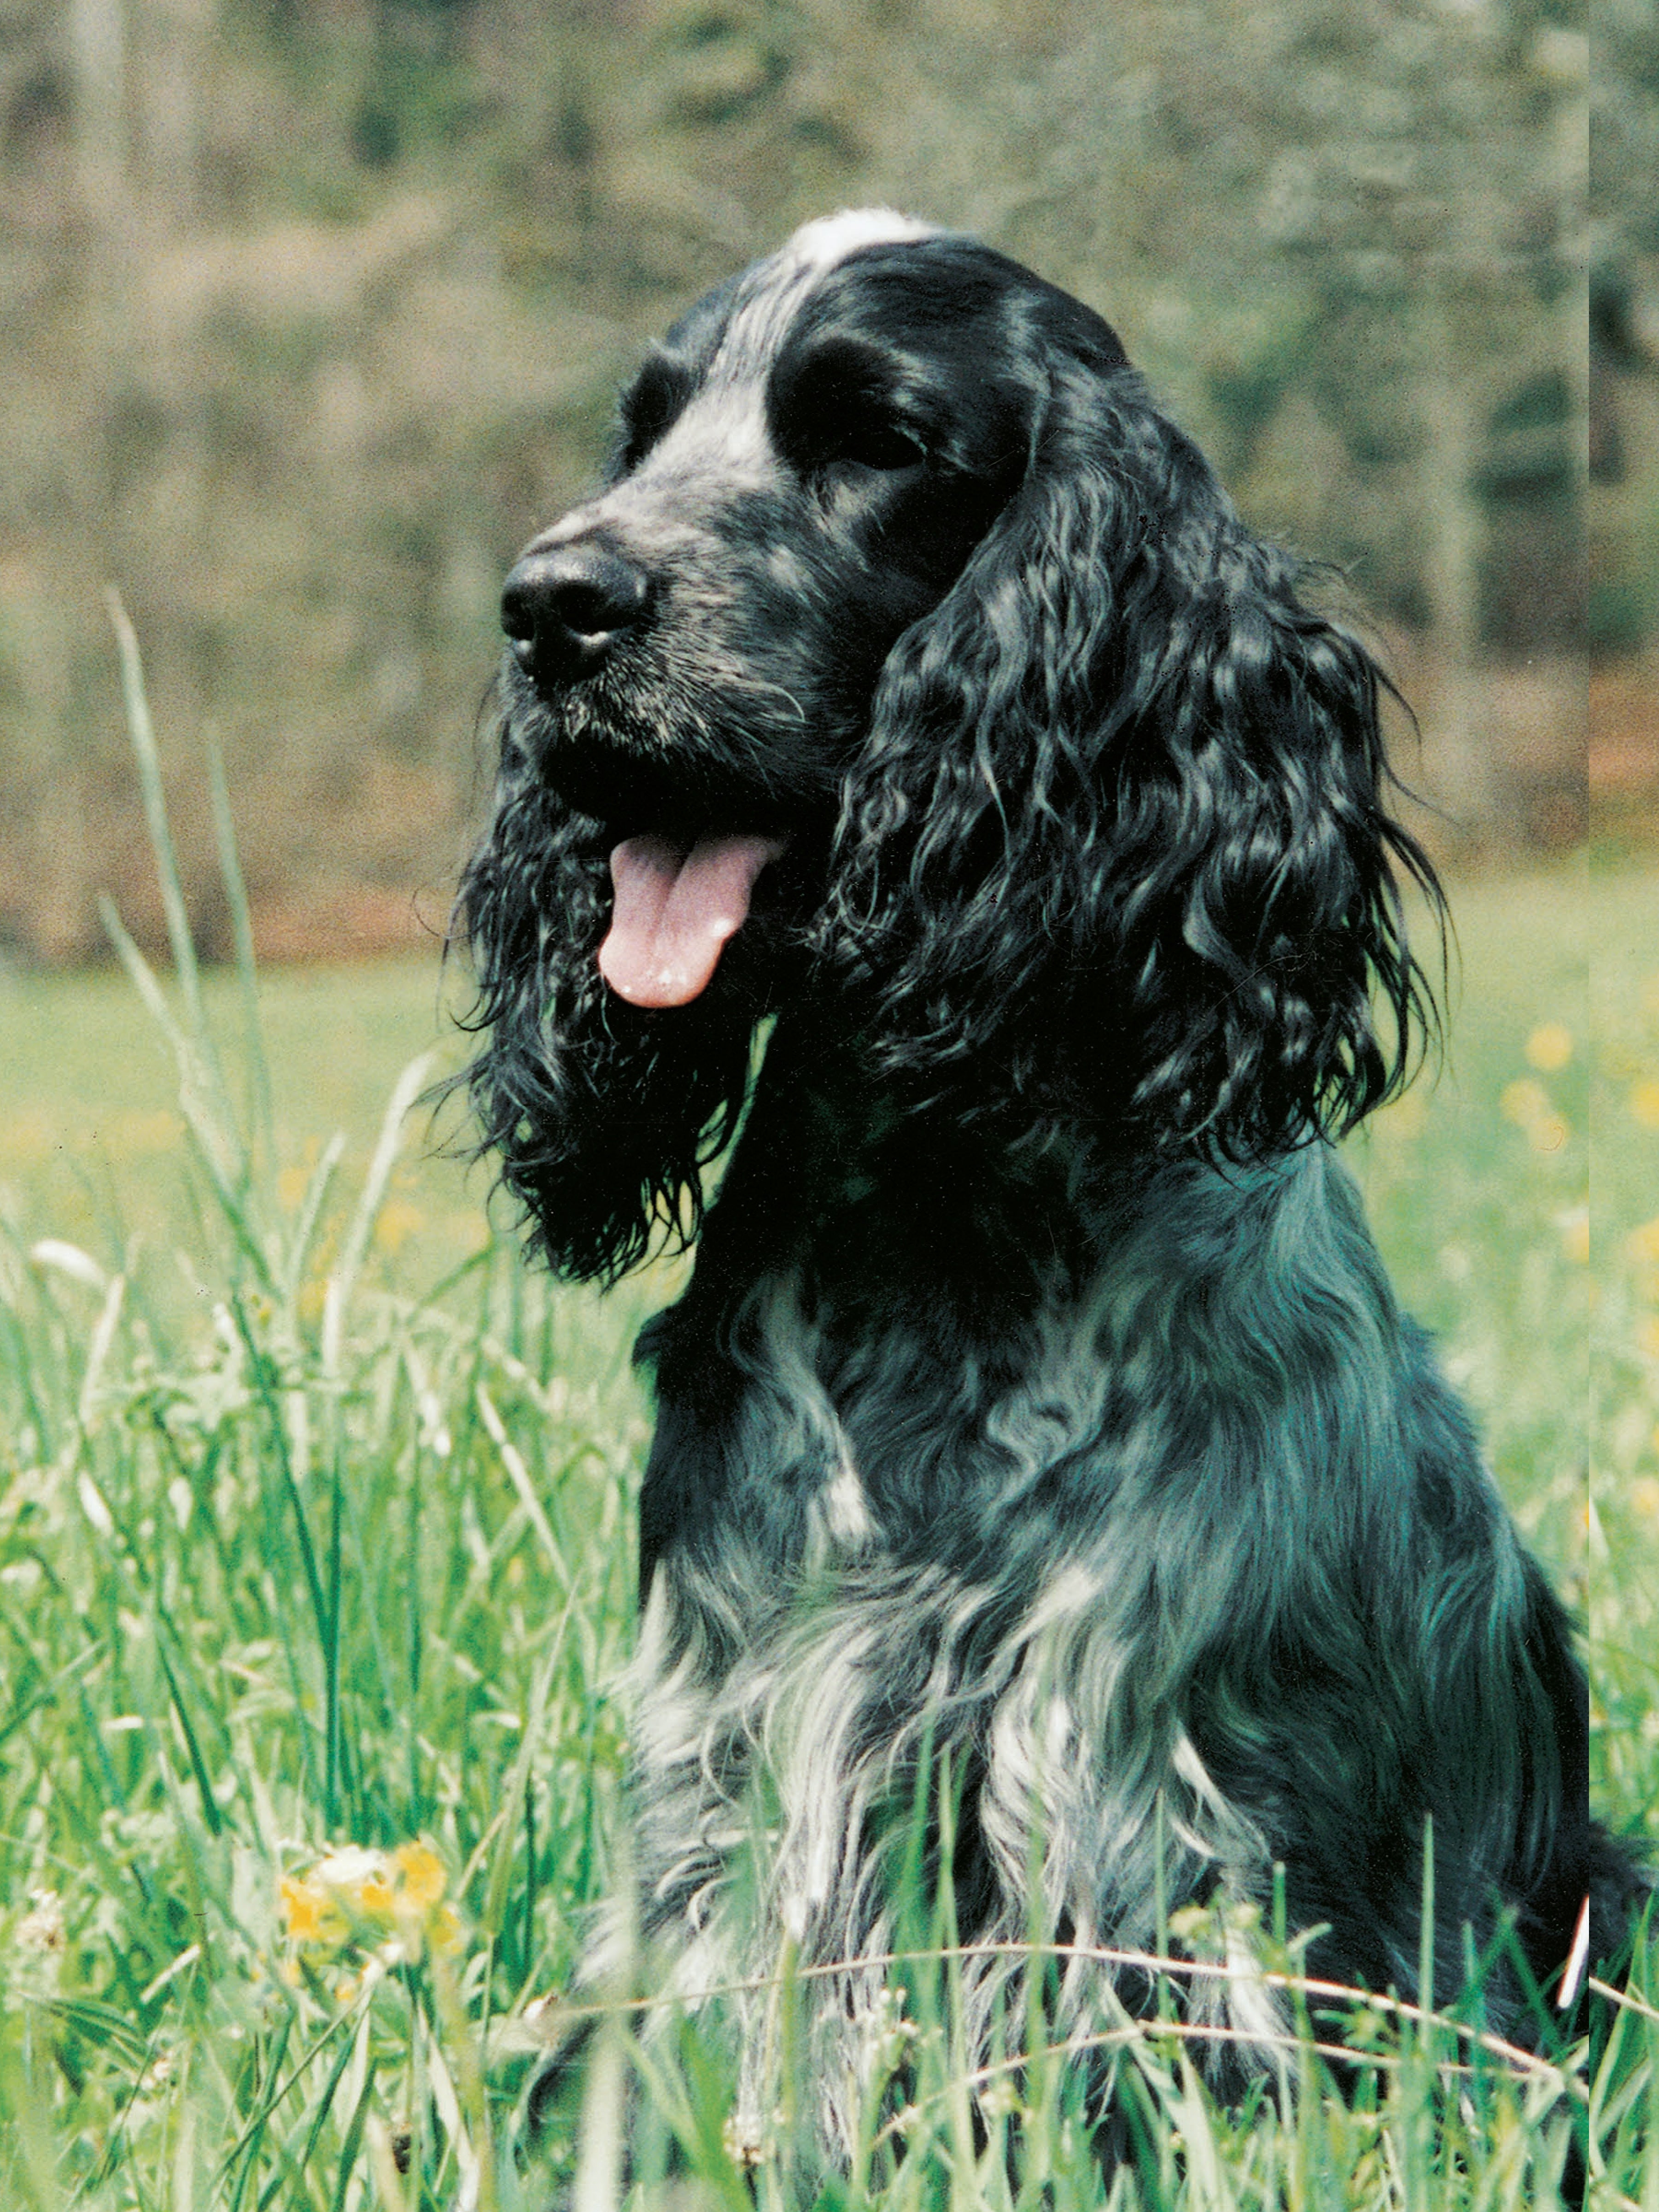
[449,709,754,1283]
[818,363,1443,1154]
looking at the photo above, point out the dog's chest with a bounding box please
[624,1157,1424,1994]
[635,1148,1416,1859]
[630,1270,1270,1988]
[640,1265,1203,1831]
[718,1267,1128,1574]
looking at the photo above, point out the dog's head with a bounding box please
[458,212,1440,1281]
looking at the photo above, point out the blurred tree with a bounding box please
[1589,0,1659,656]
[0,0,1627,961]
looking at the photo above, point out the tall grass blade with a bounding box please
[232,1293,331,1662]
[104,590,234,1136]
[328,2054,380,2212]
[326,1453,344,1830]
[259,2016,361,2211]
[573,2016,627,2212]
[101,898,275,1290]
[153,1630,226,1839]
[475,1384,573,1593]
[217,2015,295,2210]
[483,1606,572,1938]
[321,1051,436,1378]
[76,1266,126,1428]
[105,595,206,1024]
[207,723,275,1176]
[280,1131,345,1319]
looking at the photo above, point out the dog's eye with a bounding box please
[772,339,930,478]
[617,356,695,471]
[831,415,927,473]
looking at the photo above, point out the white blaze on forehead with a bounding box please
[782,206,940,269]
[707,207,941,392]
[591,211,943,501]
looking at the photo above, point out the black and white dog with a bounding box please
[455,211,1635,2169]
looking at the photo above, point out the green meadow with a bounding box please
[0,815,1654,2204]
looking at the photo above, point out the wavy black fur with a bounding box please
[451,211,1641,2183]
[455,755,757,1281]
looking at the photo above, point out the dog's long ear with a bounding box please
[449,705,754,1283]
[818,363,1442,1154]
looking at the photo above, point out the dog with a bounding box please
[453,209,1636,2177]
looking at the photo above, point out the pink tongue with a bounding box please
[599,832,786,1007]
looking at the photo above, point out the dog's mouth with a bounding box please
[521,677,809,1007]
[598,831,789,1008]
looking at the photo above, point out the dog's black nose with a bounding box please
[501,540,652,681]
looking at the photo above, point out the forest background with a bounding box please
[0,0,1652,971]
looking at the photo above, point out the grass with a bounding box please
[0,655,1653,2208]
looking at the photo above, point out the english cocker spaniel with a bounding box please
[455,210,1636,2177]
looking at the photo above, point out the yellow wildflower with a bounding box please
[1640,1317,1659,1361]
[280,1842,459,1972]
[312,1846,384,1896]
[374,1199,425,1256]
[1632,1478,1659,1521]
[393,1843,447,1910]
[358,1874,394,1922]
[276,1165,311,1212]
[279,1876,345,1948]
[1525,1024,1572,1072]
[1632,1080,1659,1129]
[1630,1218,1659,1264]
